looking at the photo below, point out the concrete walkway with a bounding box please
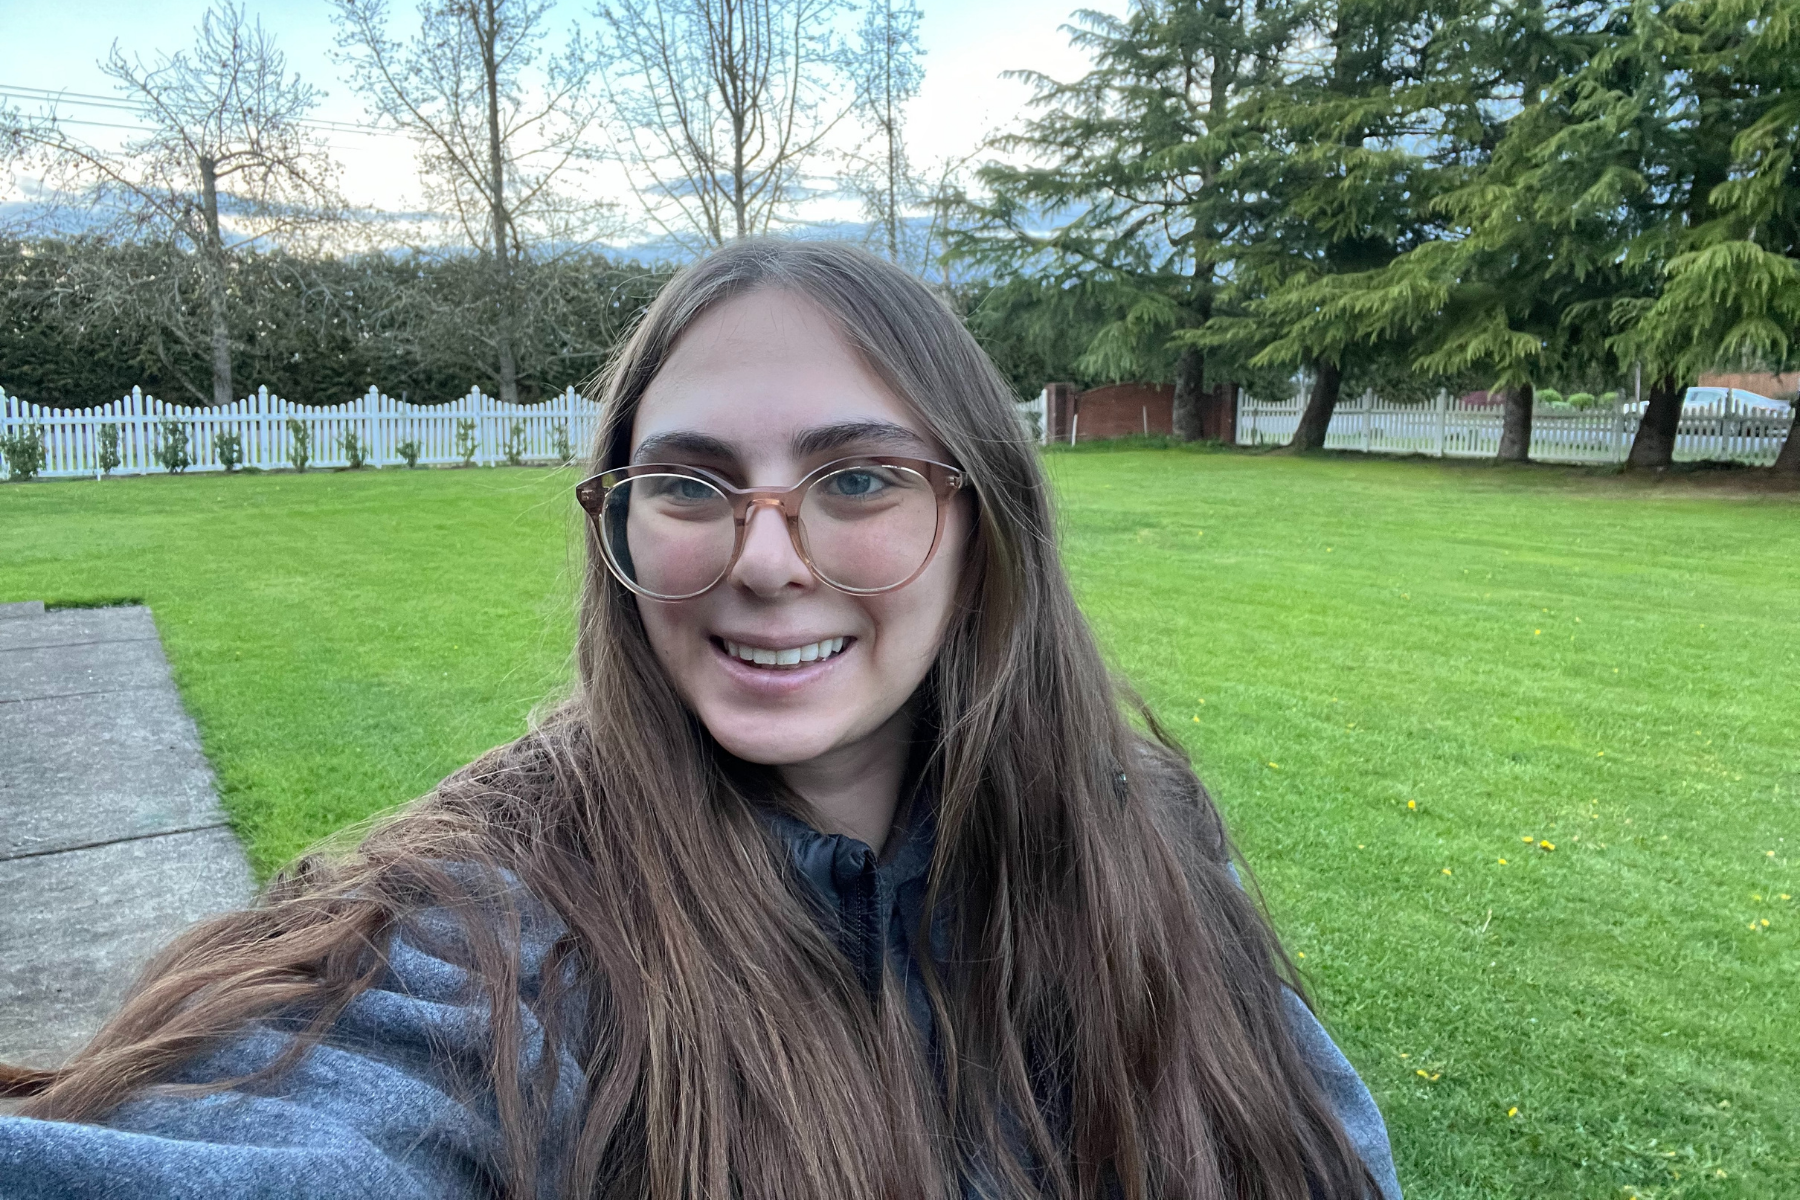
[0,601,255,1068]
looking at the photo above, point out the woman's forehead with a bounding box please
[630,289,937,463]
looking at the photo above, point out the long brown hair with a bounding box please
[4,240,1373,1200]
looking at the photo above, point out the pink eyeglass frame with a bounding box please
[574,455,966,600]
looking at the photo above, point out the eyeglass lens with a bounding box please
[602,464,940,598]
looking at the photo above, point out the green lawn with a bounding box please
[4,451,1797,1198]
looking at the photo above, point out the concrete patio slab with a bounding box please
[0,687,223,858]
[0,605,158,651]
[0,604,255,1070]
[0,827,255,1067]
[0,636,173,705]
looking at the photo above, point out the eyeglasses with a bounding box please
[575,456,966,600]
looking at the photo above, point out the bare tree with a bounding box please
[597,0,851,249]
[332,0,610,405]
[846,0,922,262]
[20,3,340,405]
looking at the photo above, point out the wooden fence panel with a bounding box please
[1,384,604,479]
[1235,391,1791,466]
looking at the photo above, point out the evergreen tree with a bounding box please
[1200,0,1474,449]
[946,0,1300,438]
[1619,0,1800,472]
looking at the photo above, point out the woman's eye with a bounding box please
[828,470,884,497]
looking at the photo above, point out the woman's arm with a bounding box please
[0,902,582,1200]
[1281,988,1403,1200]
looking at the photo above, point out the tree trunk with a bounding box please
[1288,358,1341,452]
[480,0,521,407]
[1625,374,1684,469]
[1496,382,1534,462]
[1773,402,1800,475]
[1627,376,1677,467]
[1172,347,1205,441]
[198,155,233,407]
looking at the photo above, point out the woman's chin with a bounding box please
[703,715,849,769]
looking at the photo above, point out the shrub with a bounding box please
[455,418,478,467]
[155,419,191,473]
[215,431,243,472]
[1567,391,1597,409]
[397,438,421,468]
[286,418,311,472]
[550,420,573,464]
[340,429,366,470]
[502,419,527,467]
[97,424,121,476]
[1,424,46,481]
[1536,387,1565,407]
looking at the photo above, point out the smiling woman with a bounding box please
[0,241,1400,1200]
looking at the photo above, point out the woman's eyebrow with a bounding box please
[791,420,931,458]
[632,430,738,463]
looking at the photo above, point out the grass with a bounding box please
[4,451,1798,1198]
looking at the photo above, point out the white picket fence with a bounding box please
[0,384,604,478]
[1235,390,1794,465]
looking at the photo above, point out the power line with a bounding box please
[0,82,410,140]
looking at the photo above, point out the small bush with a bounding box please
[503,419,527,467]
[455,418,478,467]
[340,429,366,470]
[397,438,422,469]
[1,424,46,481]
[1567,391,1597,409]
[155,419,191,473]
[286,418,311,472]
[215,431,243,472]
[1536,387,1564,407]
[97,424,122,476]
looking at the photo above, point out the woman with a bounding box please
[0,240,1400,1200]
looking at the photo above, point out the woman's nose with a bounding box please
[728,503,814,596]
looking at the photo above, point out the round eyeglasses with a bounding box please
[575,456,966,601]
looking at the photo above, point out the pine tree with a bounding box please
[946,0,1300,439]
[1198,0,1475,449]
[1620,0,1800,472]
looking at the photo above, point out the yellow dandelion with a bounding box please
[1761,919,1770,927]
[1534,629,1541,636]
[1768,850,1778,858]
[1522,836,1534,843]
[1596,751,1605,757]
[1357,844,1366,849]
[1498,858,1508,865]
[1781,894,1791,901]
[1407,799,1417,811]
[1753,894,1762,901]
[1430,1073,1441,1081]
[1415,1069,1429,1078]
[1749,921,1759,931]
[1296,952,1306,959]
[1507,1107,1518,1118]
[1192,716,1200,723]
[1539,840,1555,851]
[1267,762,1280,770]
[1442,868,1453,876]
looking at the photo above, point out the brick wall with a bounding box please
[1043,381,1235,443]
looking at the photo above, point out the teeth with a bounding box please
[723,638,848,667]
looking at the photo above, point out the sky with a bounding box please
[0,0,1126,244]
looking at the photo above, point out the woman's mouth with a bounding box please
[716,636,851,669]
